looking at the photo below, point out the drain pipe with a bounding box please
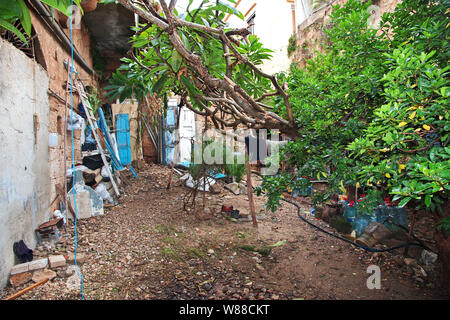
[30,0,96,75]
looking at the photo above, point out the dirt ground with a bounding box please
[2,163,449,300]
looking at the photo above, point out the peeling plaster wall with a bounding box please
[0,38,51,288]
[29,10,95,207]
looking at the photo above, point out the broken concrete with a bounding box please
[364,222,393,241]
[9,272,32,287]
[66,272,82,291]
[64,252,87,265]
[224,182,240,195]
[32,269,57,283]
[10,263,30,275]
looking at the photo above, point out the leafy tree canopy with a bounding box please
[106,0,298,136]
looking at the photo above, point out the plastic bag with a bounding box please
[66,165,88,177]
[101,165,111,178]
[53,209,66,224]
[185,174,216,192]
[67,112,84,131]
[95,183,113,203]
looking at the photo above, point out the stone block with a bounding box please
[48,255,66,268]
[28,258,49,271]
[11,262,30,275]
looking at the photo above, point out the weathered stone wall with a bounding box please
[291,0,400,68]
[0,38,51,288]
[30,10,95,208]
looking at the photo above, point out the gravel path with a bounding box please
[2,163,448,300]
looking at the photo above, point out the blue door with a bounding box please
[116,113,131,166]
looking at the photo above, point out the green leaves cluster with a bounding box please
[348,45,449,211]
[0,0,81,43]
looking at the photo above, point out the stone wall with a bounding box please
[291,0,400,68]
[0,38,51,288]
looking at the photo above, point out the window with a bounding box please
[247,13,255,35]
[0,22,47,70]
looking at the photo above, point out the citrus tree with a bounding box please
[348,0,449,230]
[259,0,449,230]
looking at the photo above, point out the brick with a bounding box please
[32,269,57,283]
[11,262,30,275]
[28,258,49,271]
[9,272,32,287]
[48,255,66,268]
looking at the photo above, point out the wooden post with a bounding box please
[246,149,257,227]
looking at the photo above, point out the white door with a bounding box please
[178,106,196,164]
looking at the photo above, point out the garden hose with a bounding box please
[381,217,437,254]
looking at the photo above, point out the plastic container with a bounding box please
[352,214,376,237]
[375,205,408,231]
[310,207,316,217]
[343,205,357,223]
[48,133,58,147]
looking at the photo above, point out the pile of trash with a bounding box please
[306,195,411,248]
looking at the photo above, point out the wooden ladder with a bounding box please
[74,77,120,197]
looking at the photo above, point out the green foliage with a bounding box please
[353,189,384,215]
[0,0,81,43]
[224,161,245,183]
[287,34,297,57]
[256,173,313,212]
[280,0,388,197]
[347,0,450,212]
[87,87,102,115]
[262,0,450,225]
[437,217,450,236]
[104,0,274,104]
